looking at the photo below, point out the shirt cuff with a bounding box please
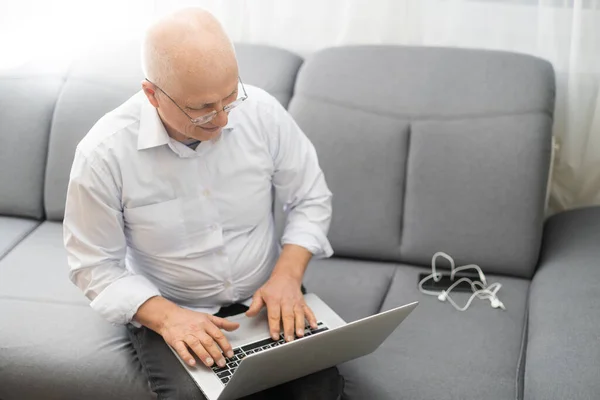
[90,274,161,325]
[281,227,333,259]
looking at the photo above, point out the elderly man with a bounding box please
[63,7,344,400]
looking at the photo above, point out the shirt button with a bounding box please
[224,281,232,288]
[211,224,219,231]
[203,189,211,197]
[217,249,224,256]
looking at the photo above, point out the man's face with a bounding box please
[153,68,240,142]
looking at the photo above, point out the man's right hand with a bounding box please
[134,296,240,368]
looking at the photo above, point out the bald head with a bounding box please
[142,8,238,96]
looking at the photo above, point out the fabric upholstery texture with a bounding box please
[0,74,64,219]
[0,216,39,259]
[291,46,554,118]
[288,45,554,275]
[0,221,152,399]
[0,222,87,304]
[0,299,154,400]
[288,99,410,260]
[235,43,303,108]
[340,265,530,400]
[303,258,398,322]
[525,207,600,400]
[401,116,552,278]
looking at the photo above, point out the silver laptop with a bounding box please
[169,293,418,400]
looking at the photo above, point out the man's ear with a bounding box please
[141,80,160,108]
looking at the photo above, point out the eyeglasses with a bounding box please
[146,77,248,126]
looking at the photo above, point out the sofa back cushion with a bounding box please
[43,42,303,221]
[234,44,303,108]
[288,46,554,278]
[0,67,64,219]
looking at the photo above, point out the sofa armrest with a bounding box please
[525,206,600,400]
[538,206,600,268]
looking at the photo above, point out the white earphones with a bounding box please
[419,252,505,311]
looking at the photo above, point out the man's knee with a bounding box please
[153,374,207,400]
[283,366,345,400]
[169,384,207,400]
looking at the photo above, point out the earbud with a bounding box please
[418,252,506,312]
[490,298,505,310]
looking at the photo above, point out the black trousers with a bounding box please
[127,297,344,400]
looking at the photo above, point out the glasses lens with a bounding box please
[191,110,217,125]
[189,92,247,125]
[223,98,245,113]
[223,99,243,112]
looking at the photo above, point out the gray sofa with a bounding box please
[1,41,599,400]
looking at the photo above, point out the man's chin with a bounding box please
[194,126,222,141]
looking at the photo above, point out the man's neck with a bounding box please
[164,123,187,142]
[158,112,197,144]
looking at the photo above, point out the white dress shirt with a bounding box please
[63,85,333,325]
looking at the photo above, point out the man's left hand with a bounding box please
[246,269,318,342]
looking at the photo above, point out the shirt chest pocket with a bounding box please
[123,196,224,258]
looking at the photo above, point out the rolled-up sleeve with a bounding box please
[64,150,161,325]
[264,100,333,259]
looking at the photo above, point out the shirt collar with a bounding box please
[137,97,170,150]
[137,96,240,151]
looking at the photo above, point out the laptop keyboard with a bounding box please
[211,322,329,385]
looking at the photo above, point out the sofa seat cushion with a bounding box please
[0,221,154,399]
[303,258,398,323]
[0,216,39,259]
[525,207,600,400]
[0,299,153,400]
[338,264,530,400]
[0,221,87,304]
